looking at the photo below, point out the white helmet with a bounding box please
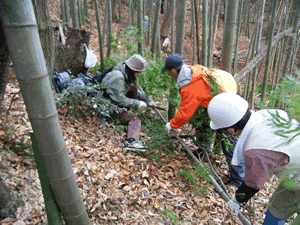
[208,92,249,130]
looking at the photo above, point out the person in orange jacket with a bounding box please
[162,53,244,187]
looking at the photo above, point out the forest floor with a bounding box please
[0,0,297,225]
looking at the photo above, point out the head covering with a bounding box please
[208,92,249,130]
[161,53,184,72]
[125,54,148,72]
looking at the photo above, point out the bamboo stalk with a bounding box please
[95,0,105,70]
[207,0,214,67]
[194,0,201,64]
[260,0,277,103]
[234,27,293,82]
[1,1,90,223]
[30,133,63,225]
[201,0,208,66]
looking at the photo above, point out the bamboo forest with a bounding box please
[0,0,299,224]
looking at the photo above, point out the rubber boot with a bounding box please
[262,209,286,225]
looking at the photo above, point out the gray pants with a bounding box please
[268,183,300,219]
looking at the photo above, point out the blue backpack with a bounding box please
[52,71,98,97]
[52,71,71,93]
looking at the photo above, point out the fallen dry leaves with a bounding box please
[0,1,297,224]
[1,75,297,225]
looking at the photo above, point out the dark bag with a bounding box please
[52,71,72,93]
[52,71,98,97]
[77,73,98,97]
[93,65,114,84]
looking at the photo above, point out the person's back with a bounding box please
[162,54,244,188]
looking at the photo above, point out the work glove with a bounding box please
[227,196,240,216]
[146,99,156,107]
[165,122,173,131]
[148,101,156,107]
[137,100,147,109]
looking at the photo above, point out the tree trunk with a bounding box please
[1,0,90,223]
[77,0,82,29]
[54,27,90,76]
[194,0,201,63]
[65,0,70,28]
[32,0,55,77]
[70,0,79,28]
[160,1,173,39]
[201,0,208,66]
[282,0,300,77]
[106,0,112,58]
[137,0,144,55]
[207,0,215,67]
[171,0,176,53]
[0,18,9,109]
[0,21,20,220]
[95,0,105,70]
[260,0,277,104]
[233,0,244,75]
[175,0,187,54]
[221,0,238,73]
[0,178,24,219]
[151,0,162,57]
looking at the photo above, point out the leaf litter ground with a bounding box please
[0,1,297,224]
[1,74,297,225]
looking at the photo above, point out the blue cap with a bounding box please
[161,54,184,72]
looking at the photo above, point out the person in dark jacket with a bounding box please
[96,54,155,152]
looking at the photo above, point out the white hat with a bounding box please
[208,92,249,130]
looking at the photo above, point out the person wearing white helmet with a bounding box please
[208,92,300,225]
[162,53,244,188]
[96,54,155,152]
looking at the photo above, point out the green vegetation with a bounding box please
[178,164,211,195]
[159,209,185,224]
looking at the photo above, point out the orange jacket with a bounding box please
[170,65,213,129]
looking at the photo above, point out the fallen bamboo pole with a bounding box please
[153,108,251,225]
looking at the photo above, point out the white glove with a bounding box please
[165,122,173,131]
[138,101,147,109]
[227,196,240,215]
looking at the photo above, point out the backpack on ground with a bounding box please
[52,71,72,93]
[52,66,114,96]
[93,65,114,84]
[52,71,96,96]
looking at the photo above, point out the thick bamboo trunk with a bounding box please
[137,0,144,54]
[95,0,105,70]
[160,0,173,39]
[221,0,239,73]
[0,19,9,109]
[106,0,112,58]
[175,0,187,54]
[260,0,277,104]
[201,0,208,66]
[151,0,162,56]
[171,0,176,54]
[0,1,90,224]
[207,0,215,67]
[70,0,79,29]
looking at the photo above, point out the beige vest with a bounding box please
[244,110,300,179]
[201,66,237,94]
